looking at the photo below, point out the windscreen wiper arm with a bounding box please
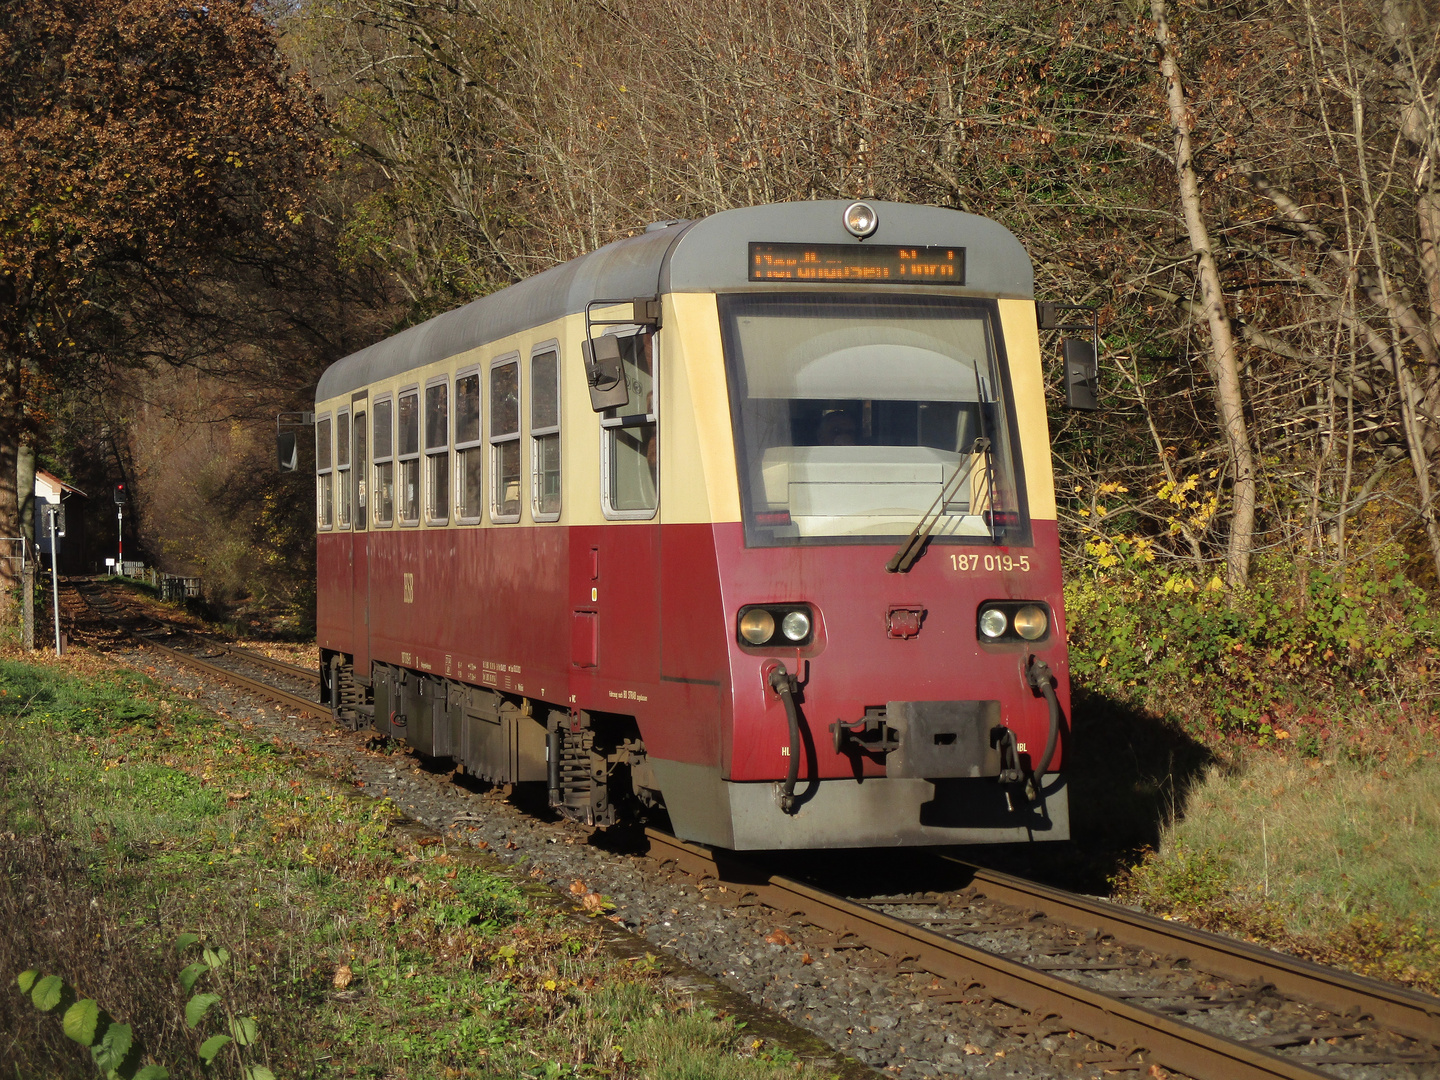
[885,436,990,574]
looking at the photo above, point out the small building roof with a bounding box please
[35,470,86,502]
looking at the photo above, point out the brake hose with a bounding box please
[1025,656,1062,801]
[769,663,801,814]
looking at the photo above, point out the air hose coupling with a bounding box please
[1024,655,1062,804]
[769,663,802,814]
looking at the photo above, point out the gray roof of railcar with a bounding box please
[315,201,1033,402]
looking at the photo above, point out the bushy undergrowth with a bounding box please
[0,655,828,1080]
[1066,542,1440,744]
[1063,529,1440,990]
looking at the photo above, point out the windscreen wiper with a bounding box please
[885,436,990,573]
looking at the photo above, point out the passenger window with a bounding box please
[601,332,657,516]
[352,407,367,532]
[372,396,394,527]
[454,370,483,522]
[336,409,352,528]
[425,379,449,524]
[490,358,520,521]
[315,414,333,529]
[397,389,420,524]
[531,349,560,518]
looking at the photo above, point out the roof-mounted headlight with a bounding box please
[843,201,878,239]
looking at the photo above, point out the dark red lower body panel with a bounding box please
[317,519,1072,846]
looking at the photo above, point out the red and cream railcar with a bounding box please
[314,200,1073,849]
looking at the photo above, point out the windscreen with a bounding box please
[719,294,1027,548]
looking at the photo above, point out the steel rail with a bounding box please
[645,828,1359,1080]
[206,641,319,684]
[135,635,328,720]
[944,857,1440,1046]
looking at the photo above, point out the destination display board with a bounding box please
[749,243,966,285]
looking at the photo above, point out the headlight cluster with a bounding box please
[738,605,814,647]
[976,602,1050,643]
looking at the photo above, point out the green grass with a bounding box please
[0,654,838,1079]
[1116,739,1440,990]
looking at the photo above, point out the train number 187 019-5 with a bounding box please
[951,553,1031,572]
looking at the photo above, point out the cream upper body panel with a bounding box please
[997,297,1057,523]
[658,292,741,526]
[316,294,1053,533]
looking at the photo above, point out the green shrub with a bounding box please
[1065,544,1440,738]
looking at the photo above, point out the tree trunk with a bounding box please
[0,355,19,622]
[1151,0,1257,591]
[17,443,35,650]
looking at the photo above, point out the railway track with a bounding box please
[70,578,1440,1080]
[645,830,1440,1079]
[73,581,324,718]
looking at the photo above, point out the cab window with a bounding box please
[600,332,656,517]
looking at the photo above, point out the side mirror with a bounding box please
[277,430,298,471]
[582,336,630,412]
[1062,338,1099,411]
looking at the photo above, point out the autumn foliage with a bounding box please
[0,0,330,598]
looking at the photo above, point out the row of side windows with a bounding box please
[317,341,635,531]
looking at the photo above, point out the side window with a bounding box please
[315,413,333,529]
[531,348,561,519]
[372,396,394,527]
[601,332,657,517]
[454,369,483,522]
[352,405,367,532]
[336,409,352,528]
[425,378,449,524]
[398,388,420,524]
[490,358,521,521]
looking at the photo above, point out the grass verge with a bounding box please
[0,648,832,1079]
[1111,730,1440,994]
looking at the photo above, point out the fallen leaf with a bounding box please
[1148,1067,1172,1079]
[505,840,518,850]
[800,953,813,965]
[333,965,353,989]
[570,881,588,895]
[963,1044,983,1055]
[765,929,793,946]
[475,840,490,850]
[581,892,605,913]
[225,790,250,801]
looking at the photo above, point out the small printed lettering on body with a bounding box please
[403,572,414,602]
[780,746,790,757]
[607,689,648,702]
[400,651,412,665]
[950,553,1031,573]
